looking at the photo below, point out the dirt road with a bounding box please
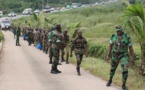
[0,31,121,90]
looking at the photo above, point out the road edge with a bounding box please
[0,31,4,53]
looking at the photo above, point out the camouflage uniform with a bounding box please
[106,25,135,90]
[33,29,38,47]
[16,27,21,46]
[109,33,132,85]
[48,31,53,64]
[49,26,62,74]
[27,28,33,46]
[72,35,88,75]
[60,31,70,64]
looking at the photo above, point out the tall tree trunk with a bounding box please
[140,41,145,75]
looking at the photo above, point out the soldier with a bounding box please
[13,27,16,39]
[60,30,70,64]
[48,28,55,64]
[70,30,88,76]
[106,25,135,90]
[27,28,33,46]
[49,25,63,74]
[16,27,21,46]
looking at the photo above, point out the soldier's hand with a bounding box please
[106,56,110,63]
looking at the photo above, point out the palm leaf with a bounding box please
[72,22,82,38]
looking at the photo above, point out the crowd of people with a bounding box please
[11,25,135,90]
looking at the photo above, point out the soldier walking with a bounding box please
[16,27,21,46]
[70,30,88,76]
[27,28,33,46]
[60,30,70,64]
[106,25,135,90]
[49,25,63,74]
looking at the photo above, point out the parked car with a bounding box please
[34,9,40,13]
[0,19,11,30]
[8,12,17,17]
[22,8,32,15]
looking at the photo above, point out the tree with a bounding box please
[121,1,145,75]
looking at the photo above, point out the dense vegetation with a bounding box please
[1,0,144,14]
[0,0,110,14]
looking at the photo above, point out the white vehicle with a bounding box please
[34,9,40,13]
[0,19,11,30]
[42,6,51,13]
[22,8,32,15]
[0,11,3,18]
[8,12,17,17]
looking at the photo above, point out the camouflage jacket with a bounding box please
[110,33,132,54]
[72,36,88,54]
[60,34,69,48]
[49,30,62,49]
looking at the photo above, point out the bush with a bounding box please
[88,42,140,60]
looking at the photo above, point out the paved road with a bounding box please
[0,31,121,90]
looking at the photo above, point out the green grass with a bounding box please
[69,55,145,90]
[0,31,3,42]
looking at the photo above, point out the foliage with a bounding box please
[121,1,145,74]
[0,31,3,42]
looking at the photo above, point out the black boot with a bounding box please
[106,79,112,87]
[55,67,61,73]
[66,60,69,64]
[66,56,69,64]
[76,67,81,76]
[50,66,57,74]
[61,56,64,62]
[122,84,128,90]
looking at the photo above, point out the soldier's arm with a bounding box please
[84,38,88,57]
[106,44,113,58]
[129,46,135,65]
[106,35,114,62]
[70,40,75,57]
[85,44,88,57]
[128,37,135,66]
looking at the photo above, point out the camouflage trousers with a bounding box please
[16,36,20,45]
[61,45,69,60]
[109,53,129,84]
[52,48,60,68]
[75,53,84,68]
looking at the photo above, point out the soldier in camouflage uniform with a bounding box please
[106,25,135,90]
[16,27,21,46]
[27,28,33,46]
[23,27,28,40]
[49,25,63,74]
[33,28,38,47]
[70,30,88,76]
[48,28,54,64]
[60,30,70,64]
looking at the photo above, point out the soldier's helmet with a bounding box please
[116,25,123,31]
